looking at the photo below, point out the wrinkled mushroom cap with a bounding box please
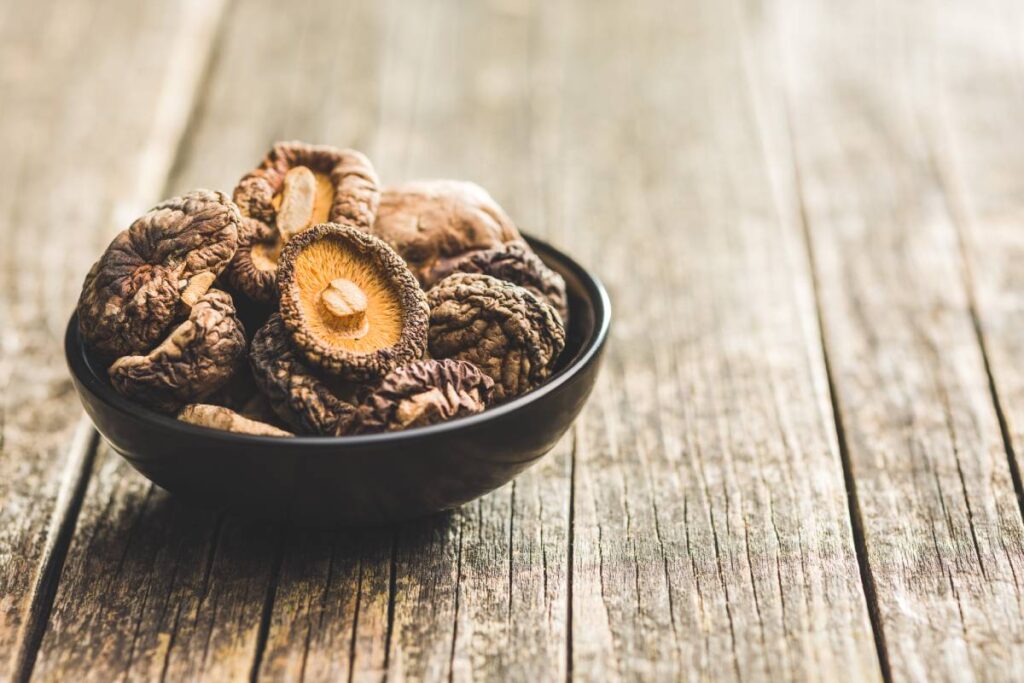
[355,359,494,433]
[250,313,358,436]
[436,242,569,325]
[226,142,380,302]
[371,180,523,288]
[77,190,240,357]
[278,223,429,382]
[427,273,565,402]
[107,289,246,413]
[178,404,293,437]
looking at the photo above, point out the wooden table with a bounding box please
[3,0,1024,680]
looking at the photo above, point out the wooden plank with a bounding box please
[558,0,879,680]
[0,0,226,679]
[925,0,1024,510]
[769,0,1024,678]
[33,442,282,682]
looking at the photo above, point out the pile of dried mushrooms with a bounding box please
[76,142,568,437]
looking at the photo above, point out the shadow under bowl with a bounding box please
[65,235,611,526]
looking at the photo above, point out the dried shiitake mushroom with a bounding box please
[427,273,565,402]
[107,290,246,413]
[277,223,429,382]
[355,359,494,433]
[178,404,293,437]
[371,180,523,288]
[250,313,358,435]
[77,190,240,358]
[226,142,380,302]
[438,242,569,324]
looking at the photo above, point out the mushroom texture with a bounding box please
[250,313,358,436]
[226,142,380,302]
[437,242,569,325]
[178,404,293,437]
[277,223,429,382]
[371,180,524,288]
[355,359,494,433]
[107,289,246,413]
[77,190,240,358]
[427,273,566,402]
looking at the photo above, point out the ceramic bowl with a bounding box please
[65,235,610,525]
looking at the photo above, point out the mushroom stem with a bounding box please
[320,278,370,338]
[180,271,216,307]
[178,404,293,437]
[276,166,318,241]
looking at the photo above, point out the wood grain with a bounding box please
[33,443,281,682]
[558,0,879,679]
[925,0,1024,511]
[770,0,1024,678]
[0,0,225,679]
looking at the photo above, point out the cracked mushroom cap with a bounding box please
[178,404,293,437]
[107,289,246,413]
[354,359,494,433]
[277,223,429,382]
[250,313,358,436]
[77,190,240,358]
[427,273,566,402]
[371,180,523,288]
[437,242,569,325]
[226,142,380,302]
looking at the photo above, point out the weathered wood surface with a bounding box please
[769,0,1024,679]
[4,0,1024,680]
[0,0,225,680]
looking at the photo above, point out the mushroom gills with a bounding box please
[294,239,404,353]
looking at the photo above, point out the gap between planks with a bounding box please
[12,419,99,683]
[922,103,1024,530]
[730,0,892,678]
[779,110,895,683]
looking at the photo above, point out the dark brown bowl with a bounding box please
[65,235,610,526]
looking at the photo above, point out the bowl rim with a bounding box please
[65,233,611,448]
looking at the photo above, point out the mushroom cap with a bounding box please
[224,217,280,303]
[226,142,380,302]
[371,180,523,287]
[107,289,246,413]
[277,223,429,382]
[427,273,566,402]
[77,190,240,358]
[234,141,380,229]
[354,359,494,433]
[435,242,569,325]
[249,313,358,436]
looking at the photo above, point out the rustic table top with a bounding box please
[3,0,1024,680]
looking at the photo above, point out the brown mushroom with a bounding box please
[77,190,240,358]
[436,242,569,324]
[107,289,246,413]
[371,180,523,288]
[354,359,494,433]
[427,273,565,402]
[249,313,358,435]
[178,404,293,437]
[226,142,380,302]
[277,223,429,382]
